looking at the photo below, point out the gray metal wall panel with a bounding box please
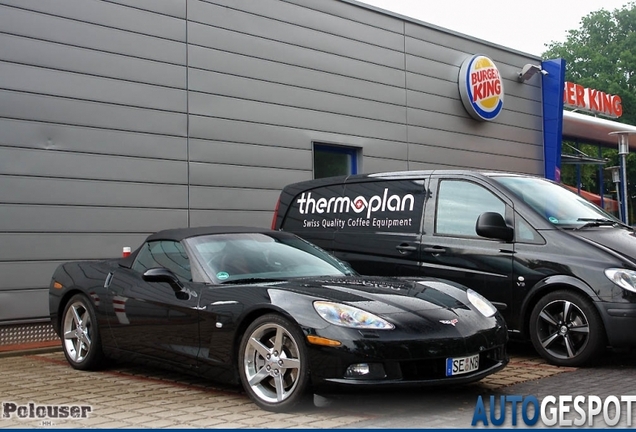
[0,205,188,233]
[0,262,62,290]
[0,91,187,136]
[0,233,149,261]
[188,45,406,106]
[189,93,407,142]
[0,176,189,208]
[0,5,186,64]
[189,0,404,69]
[206,0,404,51]
[0,0,186,41]
[189,163,309,189]
[0,119,187,160]
[0,62,186,112]
[189,210,274,229]
[187,22,405,87]
[105,0,186,18]
[0,147,188,184]
[406,129,544,161]
[0,0,547,323]
[189,187,282,211]
[404,21,541,65]
[407,109,542,145]
[408,142,542,172]
[362,157,409,174]
[188,68,406,124]
[282,0,405,33]
[0,290,49,320]
[189,139,311,170]
[0,34,186,88]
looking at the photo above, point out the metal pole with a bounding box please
[609,131,635,225]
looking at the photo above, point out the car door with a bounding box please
[421,175,514,320]
[106,240,202,368]
[332,178,427,276]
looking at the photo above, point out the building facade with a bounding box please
[0,0,547,324]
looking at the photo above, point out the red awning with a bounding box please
[563,184,618,212]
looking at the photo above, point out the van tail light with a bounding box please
[271,197,281,230]
[122,247,131,258]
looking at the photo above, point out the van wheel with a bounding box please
[529,290,605,367]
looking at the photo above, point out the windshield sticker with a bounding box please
[295,188,417,231]
[216,272,229,280]
[549,217,559,224]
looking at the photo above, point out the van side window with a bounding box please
[436,180,505,237]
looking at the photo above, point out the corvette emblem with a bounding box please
[440,319,458,326]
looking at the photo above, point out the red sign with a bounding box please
[563,82,622,118]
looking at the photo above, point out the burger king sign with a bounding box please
[458,55,504,121]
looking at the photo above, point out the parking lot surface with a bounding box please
[0,343,634,429]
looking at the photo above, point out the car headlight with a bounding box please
[604,268,636,293]
[313,301,394,329]
[467,289,497,317]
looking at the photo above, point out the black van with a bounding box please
[272,170,636,366]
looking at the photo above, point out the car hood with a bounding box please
[568,226,636,264]
[278,276,472,316]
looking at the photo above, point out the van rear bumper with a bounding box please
[597,302,636,347]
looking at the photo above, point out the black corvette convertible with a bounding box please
[49,226,508,412]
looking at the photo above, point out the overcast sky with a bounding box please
[358,0,631,56]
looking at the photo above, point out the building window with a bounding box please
[313,143,358,179]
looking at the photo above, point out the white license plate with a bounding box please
[445,354,479,376]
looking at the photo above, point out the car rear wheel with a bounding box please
[529,290,605,367]
[61,294,105,370]
[238,314,311,412]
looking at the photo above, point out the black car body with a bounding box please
[273,170,636,367]
[49,226,508,412]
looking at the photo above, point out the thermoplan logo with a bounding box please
[458,54,504,121]
[296,188,414,219]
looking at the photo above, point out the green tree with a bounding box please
[543,2,636,125]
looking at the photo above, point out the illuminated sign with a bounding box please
[458,55,504,121]
[563,81,622,118]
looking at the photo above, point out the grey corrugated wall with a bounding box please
[0,0,543,323]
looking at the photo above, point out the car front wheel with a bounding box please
[238,314,311,412]
[529,290,605,367]
[61,294,105,370]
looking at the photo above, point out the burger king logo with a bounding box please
[458,55,504,121]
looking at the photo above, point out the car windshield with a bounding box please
[492,175,622,228]
[185,232,354,284]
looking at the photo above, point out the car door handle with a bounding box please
[396,244,417,254]
[423,246,446,254]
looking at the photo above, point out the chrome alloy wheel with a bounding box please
[63,300,93,363]
[535,298,590,360]
[242,322,302,404]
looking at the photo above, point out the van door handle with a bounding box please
[423,246,446,254]
[396,244,417,254]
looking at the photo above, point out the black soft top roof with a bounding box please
[146,226,282,242]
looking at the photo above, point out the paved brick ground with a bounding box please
[0,342,587,429]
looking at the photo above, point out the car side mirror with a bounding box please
[476,212,514,242]
[142,267,186,296]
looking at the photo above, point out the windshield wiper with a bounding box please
[575,218,622,229]
[219,277,286,285]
